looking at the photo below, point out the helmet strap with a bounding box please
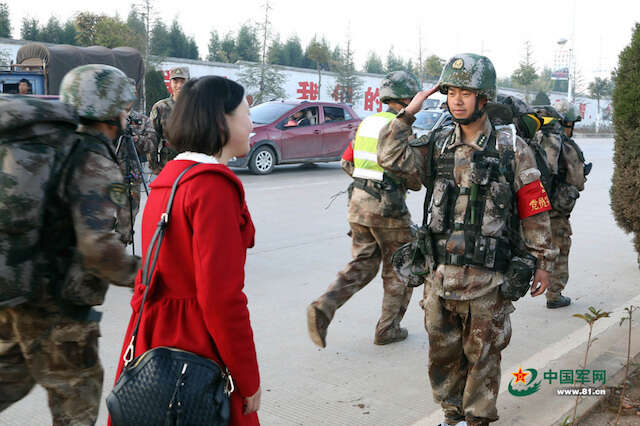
[450,97,485,125]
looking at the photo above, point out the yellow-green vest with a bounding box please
[352,111,396,182]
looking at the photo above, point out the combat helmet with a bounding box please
[438,53,497,101]
[555,100,582,125]
[379,71,421,103]
[60,64,135,122]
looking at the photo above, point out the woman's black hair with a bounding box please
[166,76,245,156]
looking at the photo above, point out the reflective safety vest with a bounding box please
[352,111,395,182]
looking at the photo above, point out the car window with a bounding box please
[323,106,346,122]
[413,111,442,130]
[250,102,296,124]
[282,106,319,128]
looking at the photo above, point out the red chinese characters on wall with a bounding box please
[364,87,382,112]
[297,81,319,100]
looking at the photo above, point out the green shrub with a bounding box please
[610,23,640,262]
[145,69,169,114]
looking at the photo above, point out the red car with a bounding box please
[228,100,361,174]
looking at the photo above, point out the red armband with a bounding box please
[517,180,552,219]
[342,141,354,162]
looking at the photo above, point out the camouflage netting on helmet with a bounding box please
[60,64,135,122]
[438,53,497,101]
[379,71,421,103]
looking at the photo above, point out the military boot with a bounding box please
[373,327,408,345]
[547,295,571,309]
[307,303,330,348]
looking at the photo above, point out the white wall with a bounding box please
[1,37,612,126]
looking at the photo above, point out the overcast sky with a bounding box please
[7,0,639,85]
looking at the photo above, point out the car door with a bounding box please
[278,106,322,160]
[320,106,357,158]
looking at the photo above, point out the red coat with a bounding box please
[113,160,260,426]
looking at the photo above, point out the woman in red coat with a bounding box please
[112,76,261,425]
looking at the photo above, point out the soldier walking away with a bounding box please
[535,101,590,309]
[377,54,557,426]
[149,66,189,173]
[306,71,422,348]
[0,64,140,425]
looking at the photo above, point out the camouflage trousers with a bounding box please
[313,222,414,339]
[546,215,572,301]
[116,178,141,246]
[423,286,514,425]
[0,306,103,426]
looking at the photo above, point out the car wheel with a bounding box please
[249,146,275,175]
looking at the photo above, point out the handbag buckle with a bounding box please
[225,372,234,396]
[123,336,135,367]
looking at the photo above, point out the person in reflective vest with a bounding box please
[306,71,422,347]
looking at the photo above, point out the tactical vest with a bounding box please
[428,128,517,272]
[352,112,395,182]
[0,96,81,307]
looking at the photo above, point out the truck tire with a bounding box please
[249,146,275,175]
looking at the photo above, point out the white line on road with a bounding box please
[412,293,640,426]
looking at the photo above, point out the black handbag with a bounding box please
[107,163,234,426]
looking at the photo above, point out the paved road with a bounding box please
[2,137,639,425]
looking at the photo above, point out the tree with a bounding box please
[61,19,77,44]
[167,19,198,59]
[217,32,237,62]
[610,23,640,265]
[130,0,156,112]
[238,1,285,105]
[39,17,64,44]
[235,23,259,62]
[305,36,330,98]
[533,67,553,93]
[363,51,384,74]
[145,68,169,110]
[73,12,104,46]
[424,54,444,82]
[20,18,39,41]
[0,3,11,38]
[533,91,550,105]
[385,47,404,73]
[588,77,614,131]
[511,41,538,102]
[280,35,304,67]
[207,30,222,61]
[238,63,285,104]
[331,37,363,105]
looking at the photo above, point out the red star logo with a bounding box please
[512,367,529,384]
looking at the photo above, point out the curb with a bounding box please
[494,313,640,425]
[551,321,640,425]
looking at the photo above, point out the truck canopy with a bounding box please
[15,43,144,95]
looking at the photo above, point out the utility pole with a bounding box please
[135,0,154,113]
[417,26,424,86]
[567,0,576,103]
[259,0,272,101]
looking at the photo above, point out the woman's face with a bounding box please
[225,98,253,158]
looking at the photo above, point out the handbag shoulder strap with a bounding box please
[123,162,199,366]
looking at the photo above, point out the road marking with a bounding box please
[412,293,640,426]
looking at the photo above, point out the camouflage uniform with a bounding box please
[0,65,139,425]
[149,66,189,171]
[114,110,156,243]
[536,119,587,304]
[378,55,556,425]
[309,105,420,345]
[149,96,176,169]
